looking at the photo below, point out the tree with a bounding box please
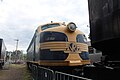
[11,50,23,63]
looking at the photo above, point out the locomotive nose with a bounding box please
[67,22,77,32]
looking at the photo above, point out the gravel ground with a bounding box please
[0,64,32,80]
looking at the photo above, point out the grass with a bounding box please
[22,64,32,80]
[10,64,32,80]
[0,63,32,80]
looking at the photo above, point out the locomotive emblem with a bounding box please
[69,43,78,52]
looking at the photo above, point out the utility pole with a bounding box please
[15,39,19,52]
[14,39,19,63]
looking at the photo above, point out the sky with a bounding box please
[0,0,90,53]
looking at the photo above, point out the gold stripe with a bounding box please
[40,42,88,52]
[41,46,67,49]
[28,60,90,66]
[50,49,66,51]
[38,60,86,66]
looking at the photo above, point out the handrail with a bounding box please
[55,71,92,80]
[29,64,92,80]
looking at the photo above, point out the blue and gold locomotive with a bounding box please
[27,22,90,70]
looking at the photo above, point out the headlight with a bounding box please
[67,22,77,32]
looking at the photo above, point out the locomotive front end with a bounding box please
[39,22,90,66]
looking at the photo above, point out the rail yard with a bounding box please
[1,0,120,80]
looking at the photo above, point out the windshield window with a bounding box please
[76,34,87,43]
[40,31,68,43]
[41,23,60,30]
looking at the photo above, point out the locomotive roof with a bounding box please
[36,22,84,34]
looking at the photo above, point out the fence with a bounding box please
[37,66,55,80]
[55,71,91,80]
[29,64,92,80]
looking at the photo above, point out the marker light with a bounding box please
[67,22,77,32]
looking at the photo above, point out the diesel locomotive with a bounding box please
[27,22,90,72]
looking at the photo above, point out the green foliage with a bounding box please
[23,54,27,60]
[10,50,24,62]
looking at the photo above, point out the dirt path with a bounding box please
[0,64,32,80]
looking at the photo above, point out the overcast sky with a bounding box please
[0,0,90,53]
